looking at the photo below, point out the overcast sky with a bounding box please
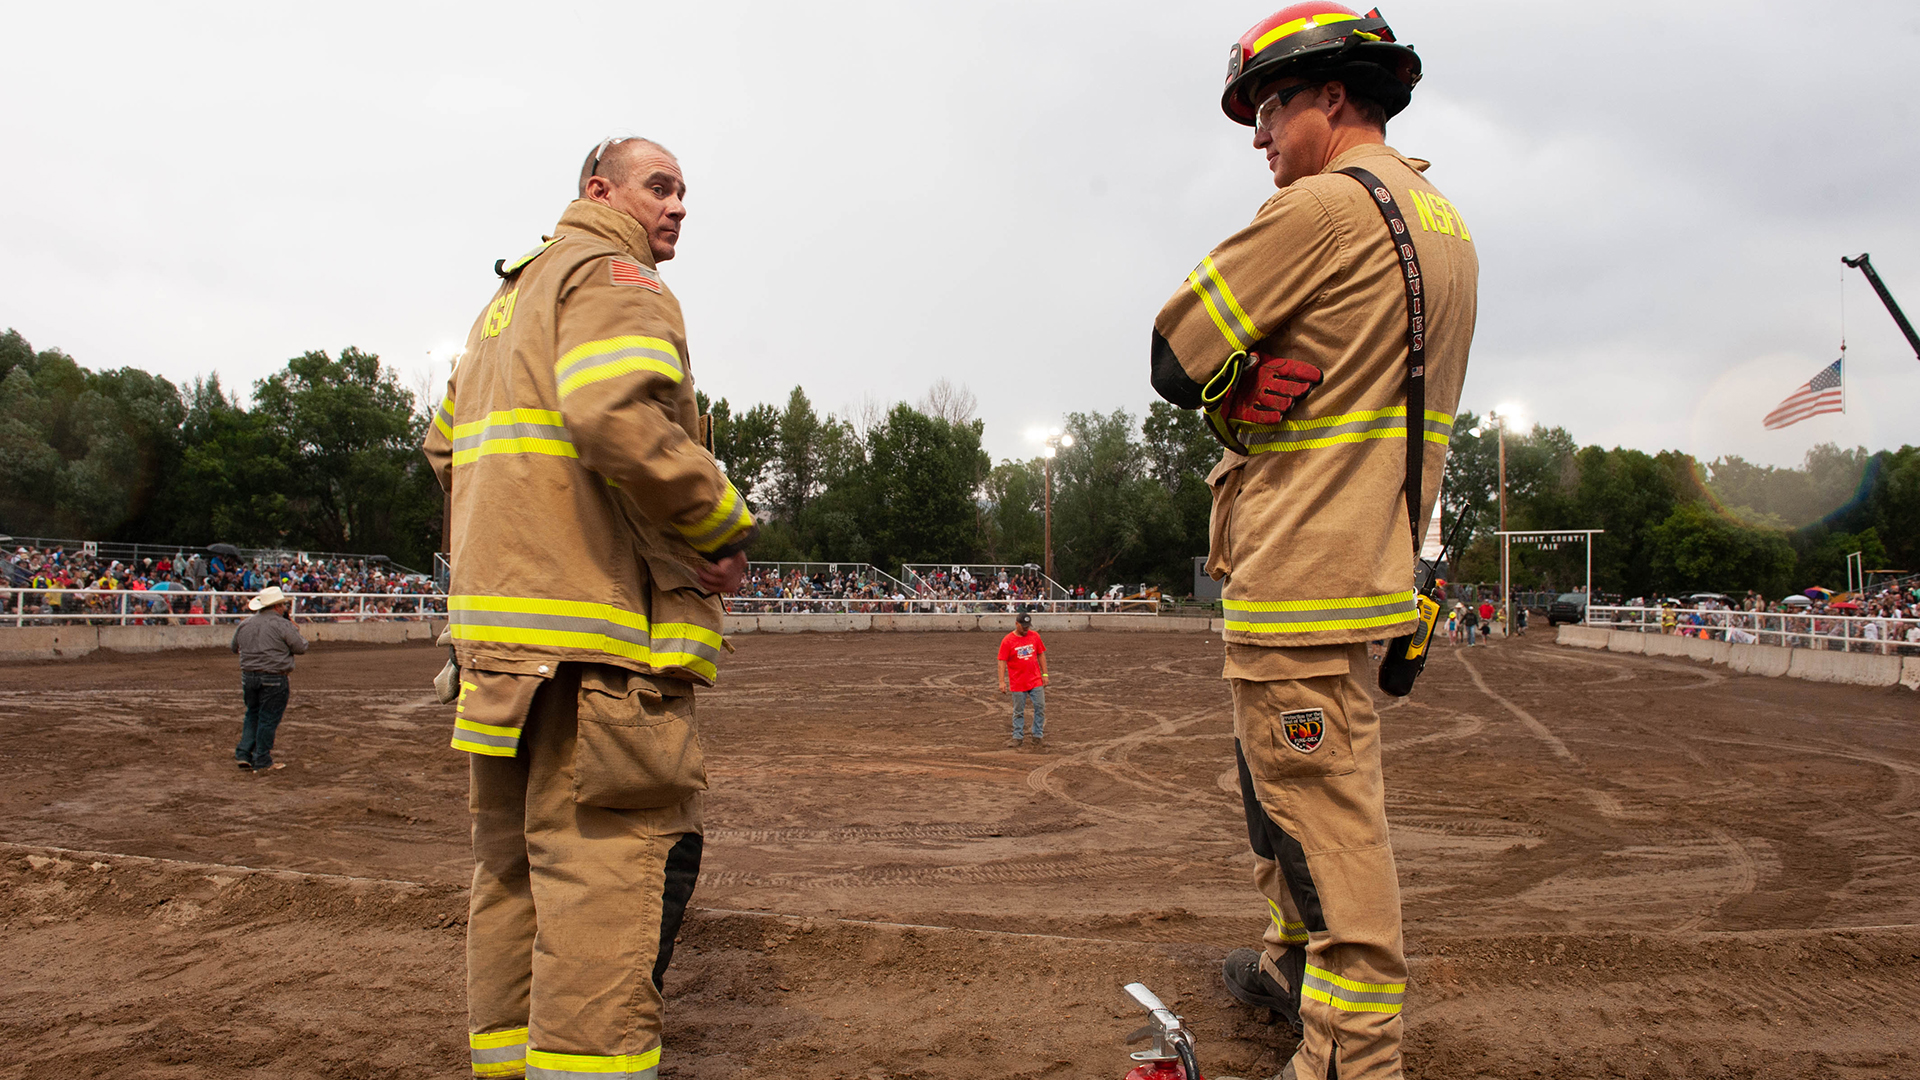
[5,1,1918,470]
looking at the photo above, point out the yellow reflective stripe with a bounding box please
[451,438,578,466]
[554,336,684,398]
[1203,258,1258,343]
[455,718,523,739]
[1185,257,1258,351]
[1266,899,1309,942]
[1302,984,1403,1014]
[449,595,719,681]
[654,621,724,649]
[1251,11,1360,55]
[434,396,456,440]
[471,1028,529,1051]
[448,410,577,467]
[451,409,565,438]
[1224,591,1419,634]
[1306,964,1404,995]
[471,1026,529,1077]
[1240,407,1453,454]
[526,1046,661,1073]
[678,485,754,553]
[453,594,647,628]
[451,736,520,757]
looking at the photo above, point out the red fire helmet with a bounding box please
[1221,3,1422,125]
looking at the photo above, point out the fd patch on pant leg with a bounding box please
[1282,709,1325,753]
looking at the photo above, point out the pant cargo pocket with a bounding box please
[573,665,707,809]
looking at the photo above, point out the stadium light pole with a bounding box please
[1030,428,1075,582]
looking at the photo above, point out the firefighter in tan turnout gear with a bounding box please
[424,136,755,1080]
[1151,6,1477,1078]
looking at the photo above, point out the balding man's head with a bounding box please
[577,136,675,198]
[577,136,688,262]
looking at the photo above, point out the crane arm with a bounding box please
[1842,253,1920,361]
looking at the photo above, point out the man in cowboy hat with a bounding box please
[229,584,308,772]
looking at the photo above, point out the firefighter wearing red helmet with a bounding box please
[1151,5,1477,1079]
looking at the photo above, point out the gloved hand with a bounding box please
[1224,353,1323,426]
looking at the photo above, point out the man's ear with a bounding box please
[1322,79,1348,117]
[583,175,614,204]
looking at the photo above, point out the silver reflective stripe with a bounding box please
[683,492,751,552]
[1302,965,1405,1013]
[1227,597,1416,625]
[648,631,723,666]
[451,421,573,454]
[453,606,652,651]
[555,341,682,388]
[471,1044,525,1065]
[1239,409,1453,453]
[452,726,521,751]
[1188,265,1256,350]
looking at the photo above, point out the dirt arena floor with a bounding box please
[3,628,1918,1079]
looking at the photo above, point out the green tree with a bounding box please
[983,458,1044,566]
[770,386,825,524]
[700,393,779,505]
[860,403,987,567]
[1647,501,1796,597]
[250,347,441,566]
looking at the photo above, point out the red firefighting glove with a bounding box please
[1224,352,1323,426]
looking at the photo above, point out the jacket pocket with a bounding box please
[572,664,708,809]
[641,552,726,685]
[1206,450,1250,583]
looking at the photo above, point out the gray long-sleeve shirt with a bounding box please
[230,610,309,673]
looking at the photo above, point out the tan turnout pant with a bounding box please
[1231,642,1405,1080]
[466,663,703,1080]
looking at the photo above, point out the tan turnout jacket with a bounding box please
[1152,144,1478,648]
[424,199,755,756]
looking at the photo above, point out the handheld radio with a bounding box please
[1378,505,1474,698]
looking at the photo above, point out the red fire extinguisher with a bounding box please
[1121,982,1203,1080]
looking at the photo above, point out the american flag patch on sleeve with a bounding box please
[609,258,663,292]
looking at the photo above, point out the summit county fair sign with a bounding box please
[1494,530,1605,626]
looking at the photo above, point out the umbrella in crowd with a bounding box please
[1781,595,1814,608]
[1803,587,1834,599]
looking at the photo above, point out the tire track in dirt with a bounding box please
[1454,650,1577,763]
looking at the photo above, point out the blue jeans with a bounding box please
[1011,687,1045,739]
[237,671,290,767]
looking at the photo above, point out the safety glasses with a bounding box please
[1253,82,1323,137]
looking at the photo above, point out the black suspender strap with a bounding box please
[1336,166,1426,554]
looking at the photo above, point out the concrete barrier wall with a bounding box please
[0,613,1206,660]
[1558,623,1915,690]
[0,619,448,662]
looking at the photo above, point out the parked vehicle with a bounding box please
[1546,592,1588,626]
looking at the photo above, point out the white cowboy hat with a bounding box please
[248,585,291,611]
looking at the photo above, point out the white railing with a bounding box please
[0,587,447,627]
[0,587,1167,626]
[725,595,1164,615]
[1588,605,1920,655]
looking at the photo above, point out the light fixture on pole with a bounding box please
[1470,404,1526,638]
[1029,427,1075,582]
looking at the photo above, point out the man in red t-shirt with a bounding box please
[996,612,1049,750]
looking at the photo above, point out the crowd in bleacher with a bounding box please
[725,566,909,613]
[1611,579,1920,653]
[1,544,441,624]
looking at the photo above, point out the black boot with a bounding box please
[1222,948,1303,1035]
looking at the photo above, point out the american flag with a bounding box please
[1762,358,1843,430]
[609,257,662,293]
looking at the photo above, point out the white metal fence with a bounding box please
[0,587,1162,625]
[721,595,1160,615]
[1588,605,1920,655]
[0,587,446,626]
